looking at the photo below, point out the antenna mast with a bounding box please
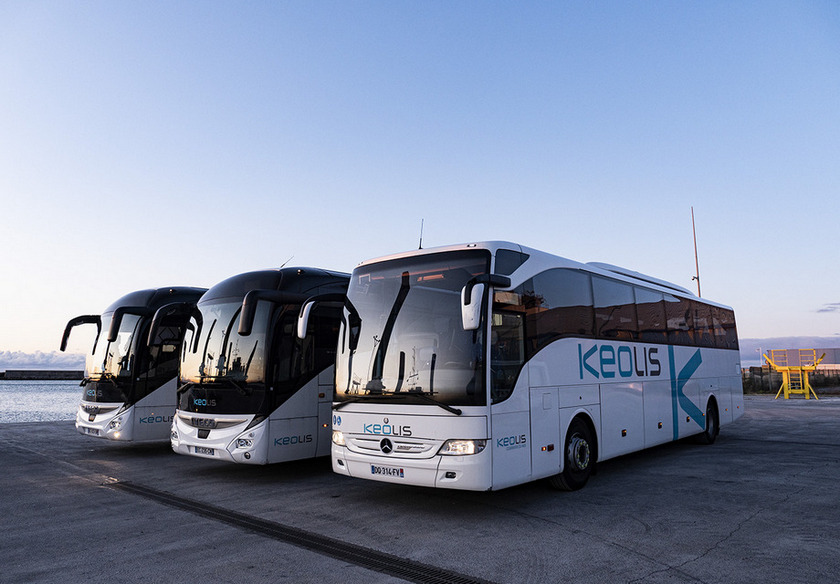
[691,206,701,297]
[418,218,424,249]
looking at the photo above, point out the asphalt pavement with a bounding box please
[2,395,839,584]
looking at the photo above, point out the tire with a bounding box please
[549,417,595,491]
[696,400,719,445]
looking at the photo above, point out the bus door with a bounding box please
[490,310,532,488]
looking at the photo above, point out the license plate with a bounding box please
[370,464,404,478]
[194,446,214,456]
[82,427,100,436]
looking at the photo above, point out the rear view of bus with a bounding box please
[61,287,207,442]
[331,242,743,491]
[171,267,348,464]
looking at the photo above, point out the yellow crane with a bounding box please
[763,349,826,400]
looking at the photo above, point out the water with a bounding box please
[0,380,81,423]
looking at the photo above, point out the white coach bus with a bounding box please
[171,267,349,464]
[324,241,743,491]
[61,287,207,442]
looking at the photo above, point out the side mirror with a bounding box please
[297,300,315,340]
[238,290,306,336]
[60,315,101,352]
[297,293,346,339]
[146,302,199,347]
[107,306,150,343]
[460,274,511,331]
[461,283,485,331]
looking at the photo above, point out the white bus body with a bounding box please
[331,242,743,491]
[171,268,348,464]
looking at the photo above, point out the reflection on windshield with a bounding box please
[87,313,140,379]
[181,301,267,384]
[178,300,270,416]
[336,251,490,407]
[81,312,140,403]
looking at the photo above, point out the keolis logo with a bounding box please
[578,343,661,380]
[139,415,173,424]
[275,434,312,446]
[497,434,527,450]
[363,418,412,437]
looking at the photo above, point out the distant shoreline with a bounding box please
[0,370,84,380]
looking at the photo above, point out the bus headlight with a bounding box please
[439,439,486,456]
[236,438,253,449]
[108,417,123,431]
[332,430,346,446]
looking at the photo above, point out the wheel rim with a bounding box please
[568,434,591,472]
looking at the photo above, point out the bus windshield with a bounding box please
[179,299,269,415]
[335,250,490,407]
[82,312,141,403]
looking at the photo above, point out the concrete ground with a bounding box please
[2,395,838,584]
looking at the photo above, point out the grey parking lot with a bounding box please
[2,395,839,584]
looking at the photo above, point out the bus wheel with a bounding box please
[550,417,594,491]
[696,400,719,445]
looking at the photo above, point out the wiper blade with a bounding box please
[332,395,374,411]
[177,381,195,396]
[226,378,251,396]
[97,373,119,387]
[401,391,462,416]
[195,376,252,396]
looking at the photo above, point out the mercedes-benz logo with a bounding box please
[380,438,393,454]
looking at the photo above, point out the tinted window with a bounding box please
[665,294,693,345]
[490,311,524,403]
[491,269,594,402]
[271,305,341,407]
[593,277,636,339]
[533,269,594,339]
[692,302,715,348]
[635,288,666,343]
[713,306,739,349]
[495,249,530,276]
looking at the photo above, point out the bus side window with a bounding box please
[271,312,297,388]
[635,288,666,343]
[693,302,715,348]
[309,306,342,372]
[492,285,529,404]
[491,311,525,402]
[714,307,739,349]
[665,295,693,345]
[530,269,594,347]
[593,276,637,340]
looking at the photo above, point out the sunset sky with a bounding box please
[1,1,838,369]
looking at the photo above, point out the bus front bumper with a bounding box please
[75,403,133,441]
[332,443,492,491]
[170,413,268,464]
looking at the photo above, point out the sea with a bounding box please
[0,380,81,423]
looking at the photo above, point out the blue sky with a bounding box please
[1,1,839,366]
